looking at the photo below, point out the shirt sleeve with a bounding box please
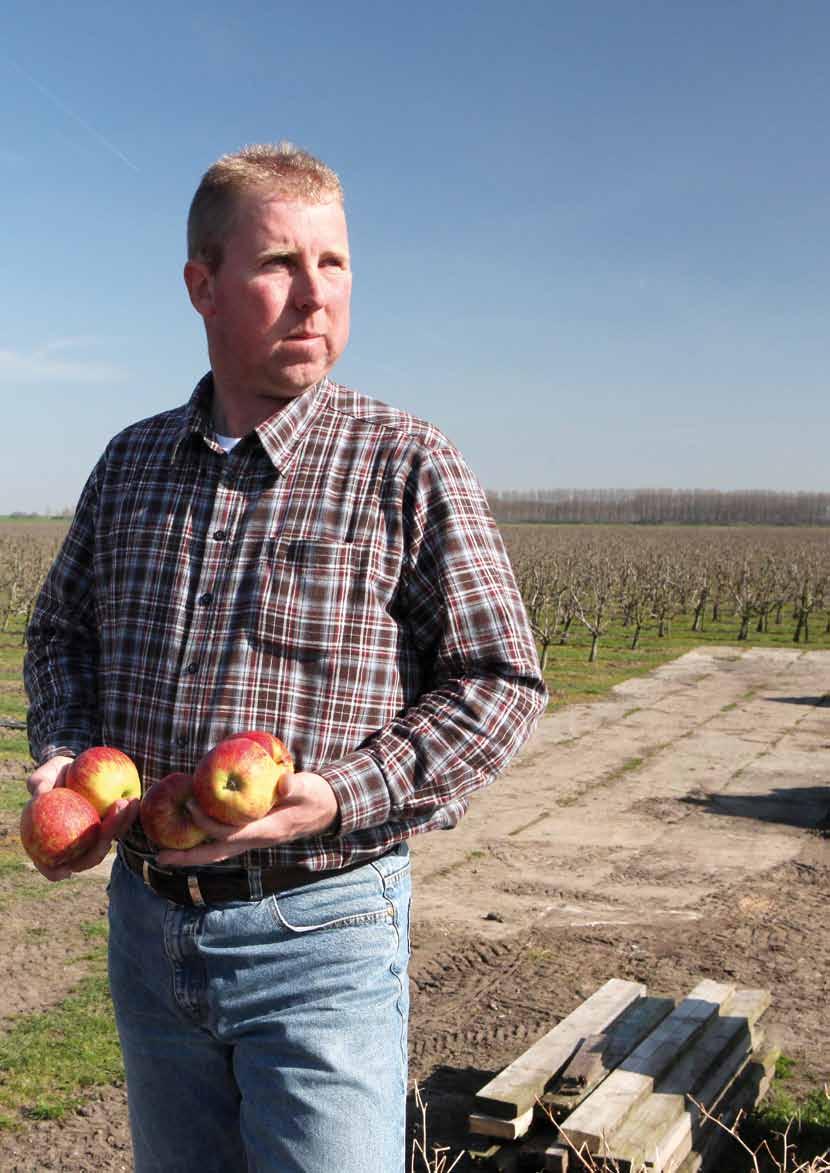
[24,462,103,762]
[318,443,548,835]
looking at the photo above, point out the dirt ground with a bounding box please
[0,646,827,1171]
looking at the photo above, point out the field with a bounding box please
[0,520,828,1170]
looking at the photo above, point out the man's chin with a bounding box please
[262,361,330,398]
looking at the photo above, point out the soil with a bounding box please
[0,646,827,1171]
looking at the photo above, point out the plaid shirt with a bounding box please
[25,375,547,873]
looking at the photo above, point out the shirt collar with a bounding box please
[172,373,333,471]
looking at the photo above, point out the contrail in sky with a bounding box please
[6,54,139,173]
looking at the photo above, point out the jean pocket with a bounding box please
[269,867,394,933]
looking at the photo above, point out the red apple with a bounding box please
[226,730,293,773]
[140,773,207,850]
[192,738,281,826]
[20,788,101,869]
[66,746,141,816]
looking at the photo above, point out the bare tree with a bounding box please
[570,548,618,662]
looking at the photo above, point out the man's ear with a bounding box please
[184,259,216,318]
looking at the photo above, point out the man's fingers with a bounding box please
[156,838,249,868]
[32,859,73,882]
[27,755,74,797]
[277,771,303,802]
[154,774,336,866]
[185,800,236,838]
[157,807,289,867]
[101,797,140,840]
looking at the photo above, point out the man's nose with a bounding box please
[292,266,325,311]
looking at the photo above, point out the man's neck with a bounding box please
[210,382,301,438]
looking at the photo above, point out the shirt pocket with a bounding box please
[245,537,361,661]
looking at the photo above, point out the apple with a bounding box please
[192,737,282,826]
[66,746,141,816]
[140,773,207,850]
[20,788,101,869]
[226,730,293,773]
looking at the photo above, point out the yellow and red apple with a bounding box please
[140,772,207,850]
[226,730,293,773]
[66,746,141,816]
[20,788,101,869]
[192,737,283,826]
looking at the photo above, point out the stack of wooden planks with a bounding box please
[468,977,778,1172]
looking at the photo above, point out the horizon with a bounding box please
[5,483,830,522]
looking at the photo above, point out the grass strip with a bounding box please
[0,934,122,1130]
[0,730,30,758]
[754,1056,830,1135]
[540,608,830,710]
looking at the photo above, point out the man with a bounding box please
[25,143,547,1172]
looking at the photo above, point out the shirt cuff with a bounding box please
[36,745,81,767]
[317,749,392,836]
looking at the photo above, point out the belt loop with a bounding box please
[248,868,263,901]
[187,874,206,906]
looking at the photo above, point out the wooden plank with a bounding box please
[658,1021,772,1172]
[515,1127,569,1171]
[468,1141,504,1166]
[469,1143,521,1172]
[474,979,646,1119]
[658,1027,773,1173]
[543,1145,570,1173]
[544,995,675,1116]
[559,980,735,1154]
[469,1106,535,1140]
[590,1033,762,1173]
[644,1034,760,1173]
[556,1032,608,1091]
[490,1147,520,1173]
[652,1037,760,1173]
[672,1044,779,1173]
[598,988,768,1172]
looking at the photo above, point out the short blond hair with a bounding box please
[187,142,344,272]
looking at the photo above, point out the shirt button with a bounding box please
[213,529,227,541]
[198,592,213,606]
[175,733,187,748]
[185,661,199,674]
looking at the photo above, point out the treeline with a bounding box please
[4,509,73,520]
[488,488,830,527]
[503,526,830,665]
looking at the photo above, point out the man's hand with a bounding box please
[155,771,339,868]
[27,754,75,797]
[25,754,140,881]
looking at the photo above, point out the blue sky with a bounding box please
[2,1,828,512]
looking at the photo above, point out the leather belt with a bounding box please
[119,843,367,907]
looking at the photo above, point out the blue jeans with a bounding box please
[107,846,411,1173]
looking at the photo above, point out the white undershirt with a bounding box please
[215,433,242,454]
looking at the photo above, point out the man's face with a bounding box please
[188,191,352,401]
